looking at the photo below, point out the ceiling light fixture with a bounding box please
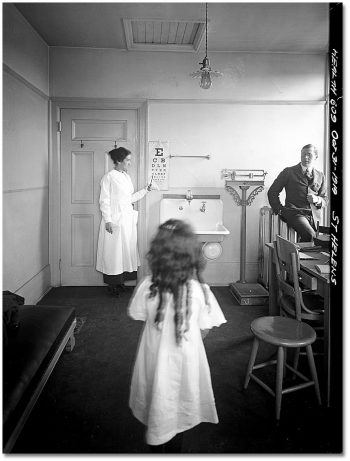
[190,3,223,89]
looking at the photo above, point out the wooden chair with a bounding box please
[245,231,323,420]
[243,316,321,420]
[274,235,324,371]
[274,235,324,324]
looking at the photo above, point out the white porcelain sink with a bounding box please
[159,197,230,243]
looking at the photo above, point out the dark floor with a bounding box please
[11,286,342,454]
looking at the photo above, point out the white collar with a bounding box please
[300,163,313,174]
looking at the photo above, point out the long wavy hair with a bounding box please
[147,219,209,345]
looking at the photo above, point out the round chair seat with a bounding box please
[251,316,316,348]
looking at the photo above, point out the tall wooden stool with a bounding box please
[244,316,321,420]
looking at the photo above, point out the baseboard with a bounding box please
[15,265,51,305]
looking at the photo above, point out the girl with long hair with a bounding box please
[128,219,226,452]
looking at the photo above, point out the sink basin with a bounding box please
[159,197,230,243]
[193,223,230,242]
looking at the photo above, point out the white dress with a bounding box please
[96,170,147,275]
[128,276,227,446]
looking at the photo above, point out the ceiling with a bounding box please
[14,2,329,53]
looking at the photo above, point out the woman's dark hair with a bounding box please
[147,219,209,345]
[108,147,131,165]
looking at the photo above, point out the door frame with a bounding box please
[49,98,148,286]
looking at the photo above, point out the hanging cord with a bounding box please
[205,2,208,59]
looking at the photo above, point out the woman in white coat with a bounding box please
[96,147,155,296]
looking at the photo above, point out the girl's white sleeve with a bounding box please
[199,286,227,330]
[127,277,150,321]
[131,187,147,203]
[99,175,112,223]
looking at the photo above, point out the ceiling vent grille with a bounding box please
[123,18,205,52]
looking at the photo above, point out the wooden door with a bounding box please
[60,108,138,285]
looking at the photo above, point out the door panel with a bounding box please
[60,109,138,285]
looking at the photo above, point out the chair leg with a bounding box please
[283,349,287,378]
[305,344,322,405]
[275,346,285,420]
[292,347,300,379]
[244,337,259,389]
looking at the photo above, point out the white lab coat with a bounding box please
[96,170,147,275]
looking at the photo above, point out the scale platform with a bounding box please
[229,282,269,306]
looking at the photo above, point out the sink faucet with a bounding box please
[200,201,207,212]
[186,189,193,205]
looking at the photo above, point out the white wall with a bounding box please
[3,4,49,95]
[50,47,326,284]
[2,4,50,303]
[50,48,325,101]
[147,102,325,284]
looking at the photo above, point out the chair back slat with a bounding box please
[278,279,295,298]
[276,235,300,273]
[275,235,304,321]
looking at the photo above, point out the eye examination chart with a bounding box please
[148,141,169,190]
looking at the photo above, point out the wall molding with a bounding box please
[147,99,326,105]
[3,186,48,194]
[49,97,326,106]
[49,96,146,106]
[3,63,49,100]
[15,264,49,291]
[14,264,51,305]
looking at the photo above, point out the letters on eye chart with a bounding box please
[148,141,170,190]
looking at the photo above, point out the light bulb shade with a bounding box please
[200,71,212,89]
